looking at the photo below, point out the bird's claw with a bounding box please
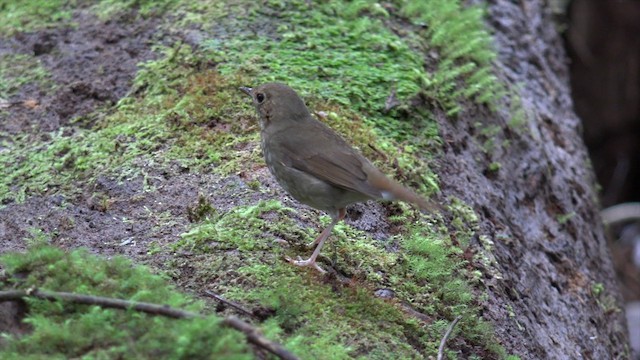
[285,256,326,274]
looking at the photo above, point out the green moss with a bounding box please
[250,276,423,359]
[0,0,180,33]
[0,245,251,359]
[0,0,511,203]
[169,194,501,357]
[556,212,576,225]
[396,225,499,352]
[0,111,166,203]
[488,162,502,172]
[174,0,511,118]
[186,194,216,222]
[24,227,52,247]
[590,283,620,315]
[185,0,504,191]
[447,197,480,247]
[0,54,53,98]
[222,260,427,358]
[2,0,479,204]
[475,123,503,153]
[507,95,528,128]
[176,199,301,253]
[90,0,177,20]
[205,1,424,135]
[0,0,74,34]
[0,46,258,204]
[400,0,506,115]
[591,282,604,297]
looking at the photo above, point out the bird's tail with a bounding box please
[373,172,442,213]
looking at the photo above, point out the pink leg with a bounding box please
[288,209,346,273]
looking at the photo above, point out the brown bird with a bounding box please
[240,83,439,273]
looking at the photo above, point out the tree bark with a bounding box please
[437,1,629,357]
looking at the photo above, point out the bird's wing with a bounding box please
[271,123,383,199]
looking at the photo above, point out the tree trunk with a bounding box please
[440,0,628,357]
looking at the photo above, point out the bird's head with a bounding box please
[240,83,311,132]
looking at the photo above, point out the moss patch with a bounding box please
[0,245,251,359]
[400,0,506,115]
[0,0,74,34]
[0,54,53,99]
[204,1,424,136]
[0,46,258,204]
[170,196,502,358]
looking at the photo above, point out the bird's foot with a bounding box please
[306,239,321,248]
[285,256,326,274]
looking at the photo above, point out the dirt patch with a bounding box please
[0,9,159,137]
[1,164,247,256]
[0,158,398,295]
[0,8,160,255]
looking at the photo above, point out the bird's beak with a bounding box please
[239,86,253,96]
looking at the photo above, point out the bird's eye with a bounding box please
[256,93,265,103]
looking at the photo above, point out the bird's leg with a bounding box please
[306,209,347,248]
[288,208,346,273]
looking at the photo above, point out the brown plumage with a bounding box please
[240,83,439,272]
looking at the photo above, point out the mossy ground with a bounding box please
[0,245,251,359]
[0,0,516,358]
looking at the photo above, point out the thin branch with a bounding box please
[601,202,640,225]
[204,290,258,319]
[0,289,298,360]
[437,316,462,360]
[10,289,198,318]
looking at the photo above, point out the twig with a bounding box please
[0,98,27,109]
[367,143,388,162]
[437,316,462,360]
[398,301,432,323]
[0,289,199,318]
[204,290,257,319]
[0,289,298,360]
[601,202,640,225]
[384,86,400,113]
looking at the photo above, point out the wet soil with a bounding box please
[0,9,160,136]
